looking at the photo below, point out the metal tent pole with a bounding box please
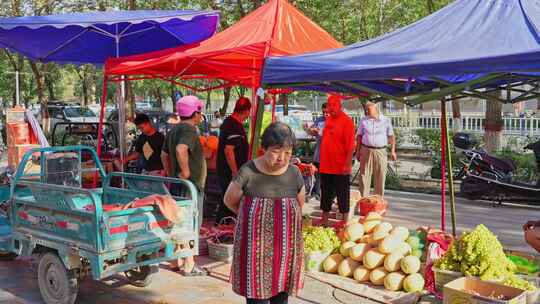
[443,100,458,237]
[440,101,447,232]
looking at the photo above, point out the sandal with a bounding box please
[182,265,209,277]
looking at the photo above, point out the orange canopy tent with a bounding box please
[104,0,342,88]
[100,0,342,158]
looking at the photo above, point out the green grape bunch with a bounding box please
[435,225,536,291]
[302,226,341,254]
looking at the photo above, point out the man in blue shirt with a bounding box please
[307,103,327,199]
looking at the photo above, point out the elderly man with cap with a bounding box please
[318,95,356,226]
[355,101,397,198]
[161,95,208,276]
[215,97,252,224]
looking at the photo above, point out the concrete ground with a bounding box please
[0,190,535,304]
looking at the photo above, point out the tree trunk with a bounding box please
[452,100,461,131]
[29,61,48,132]
[280,94,288,116]
[220,87,232,115]
[45,74,56,101]
[206,90,211,112]
[154,88,163,110]
[484,93,503,153]
[170,84,176,111]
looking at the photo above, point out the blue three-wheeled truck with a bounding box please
[0,146,200,304]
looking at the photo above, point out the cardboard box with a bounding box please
[443,277,526,304]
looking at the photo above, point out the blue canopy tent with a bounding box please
[0,10,219,64]
[262,0,540,235]
[0,10,219,172]
[262,0,540,105]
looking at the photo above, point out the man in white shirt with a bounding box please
[355,101,397,198]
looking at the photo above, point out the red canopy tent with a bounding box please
[101,0,342,157]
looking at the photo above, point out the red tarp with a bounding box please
[104,0,342,87]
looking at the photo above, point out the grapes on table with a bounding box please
[303,226,341,253]
[435,224,536,291]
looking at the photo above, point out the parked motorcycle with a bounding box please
[453,132,540,203]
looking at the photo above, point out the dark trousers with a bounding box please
[215,174,237,224]
[320,173,350,213]
[246,292,288,304]
[312,162,321,197]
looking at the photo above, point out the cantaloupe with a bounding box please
[369,267,388,285]
[323,254,344,273]
[379,235,401,254]
[338,258,360,278]
[373,229,389,242]
[353,266,371,282]
[384,252,403,272]
[345,223,365,242]
[390,226,410,241]
[403,273,425,292]
[400,255,421,274]
[340,241,356,257]
[364,212,383,222]
[395,242,412,256]
[373,222,393,235]
[363,249,386,269]
[359,234,371,244]
[348,215,361,225]
[364,220,381,233]
[349,243,371,262]
[384,271,406,291]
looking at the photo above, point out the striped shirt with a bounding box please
[356,114,394,148]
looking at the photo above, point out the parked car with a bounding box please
[135,101,154,110]
[47,104,99,128]
[274,104,313,139]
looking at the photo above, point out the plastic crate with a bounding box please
[433,267,463,291]
[517,274,540,304]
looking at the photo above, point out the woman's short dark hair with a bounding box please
[261,122,296,150]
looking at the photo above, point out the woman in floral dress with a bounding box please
[224,122,305,304]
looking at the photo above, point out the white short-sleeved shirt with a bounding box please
[356,114,394,148]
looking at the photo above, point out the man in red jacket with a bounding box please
[318,95,356,226]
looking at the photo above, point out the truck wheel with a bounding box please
[124,265,154,287]
[0,252,17,261]
[38,252,78,304]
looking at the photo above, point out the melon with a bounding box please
[364,212,383,222]
[353,266,371,282]
[384,252,403,272]
[345,223,365,242]
[379,235,401,254]
[403,273,425,292]
[323,254,344,273]
[395,242,412,256]
[390,226,410,241]
[349,243,371,262]
[401,255,421,274]
[373,222,393,235]
[363,220,381,233]
[369,267,388,286]
[338,258,360,278]
[359,234,371,244]
[340,241,356,257]
[348,215,361,225]
[384,271,406,291]
[363,249,386,269]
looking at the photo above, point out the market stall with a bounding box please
[260,0,540,302]
[0,10,220,172]
[103,0,342,157]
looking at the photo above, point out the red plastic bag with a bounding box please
[357,195,388,216]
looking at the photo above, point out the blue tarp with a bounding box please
[262,0,540,95]
[0,10,219,64]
